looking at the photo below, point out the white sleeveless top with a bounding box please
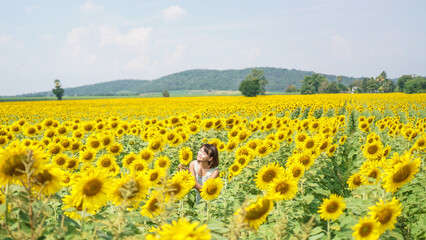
[192,160,218,204]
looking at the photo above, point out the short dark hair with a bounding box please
[201,144,219,168]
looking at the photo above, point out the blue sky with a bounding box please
[1,0,425,96]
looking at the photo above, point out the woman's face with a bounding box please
[197,147,211,162]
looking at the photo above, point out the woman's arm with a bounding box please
[208,169,220,179]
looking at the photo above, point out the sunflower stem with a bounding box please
[327,220,331,239]
[180,199,184,219]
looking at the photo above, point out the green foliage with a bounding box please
[403,76,426,94]
[301,74,327,94]
[18,68,359,97]
[285,84,297,92]
[238,78,260,97]
[162,90,170,97]
[397,75,413,92]
[52,79,64,100]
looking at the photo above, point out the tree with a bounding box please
[285,84,297,92]
[404,77,426,93]
[52,79,64,100]
[300,73,327,94]
[381,79,395,93]
[397,75,413,92]
[239,69,266,97]
[162,90,169,97]
[243,68,268,95]
[239,78,260,97]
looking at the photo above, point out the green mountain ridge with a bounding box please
[18,67,360,97]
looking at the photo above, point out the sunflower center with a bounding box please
[134,164,145,171]
[320,142,328,150]
[300,156,311,166]
[110,146,119,153]
[4,155,26,176]
[368,145,378,155]
[182,152,190,160]
[28,128,36,134]
[150,172,158,181]
[377,208,392,224]
[246,199,271,220]
[326,201,338,213]
[83,179,103,196]
[262,170,276,182]
[169,183,181,195]
[91,141,100,148]
[239,133,247,140]
[67,160,77,169]
[102,138,111,145]
[298,135,306,142]
[102,159,111,167]
[51,146,61,154]
[293,169,301,178]
[149,198,159,211]
[35,170,53,185]
[359,223,373,237]
[418,140,425,147]
[207,185,218,195]
[151,142,161,150]
[275,182,289,194]
[392,165,411,183]
[83,152,93,160]
[258,147,267,154]
[232,166,240,172]
[56,157,66,165]
[369,170,378,179]
[305,140,314,149]
[249,143,257,149]
[126,156,135,165]
[353,176,362,185]
[159,161,167,167]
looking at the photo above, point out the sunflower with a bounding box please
[236,196,274,230]
[86,137,103,151]
[235,146,255,160]
[347,172,367,190]
[0,142,48,186]
[79,147,97,163]
[299,136,316,151]
[363,141,383,160]
[295,151,316,170]
[294,132,308,144]
[155,156,171,170]
[165,174,192,201]
[339,135,347,145]
[141,191,165,218]
[154,218,211,240]
[368,197,402,234]
[188,124,200,135]
[69,139,82,152]
[267,174,298,201]
[66,157,80,171]
[318,194,346,221]
[360,161,382,184]
[234,155,250,168]
[179,147,193,165]
[327,144,338,157]
[286,161,305,180]
[318,137,331,152]
[146,168,166,188]
[255,143,270,158]
[174,169,196,185]
[69,167,111,211]
[246,139,260,151]
[47,142,64,155]
[200,178,223,201]
[100,134,113,147]
[413,135,426,150]
[229,163,243,176]
[96,154,117,171]
[111,174,149,206]
[122,152,140,169]
[148,138,165,152]
[255,162,285,190]
[352,216,380,240]
[22,125,38,137]
[382,152,421,193]
[108,142,123,156]
[52,153,69,168]
[33,164,66,196]
[237,130,251,143]
[129,159,148,175]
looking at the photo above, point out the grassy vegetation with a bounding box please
[0,90,301,102]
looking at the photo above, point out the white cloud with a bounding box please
[162,6,186,22]
[164,44,187,67]
[81,1,103,12]
[243,47,261,60]
[38,34,54,42]
[0,34,14,44]
[62,27,97,66]
[330,35,353,59]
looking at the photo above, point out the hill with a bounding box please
[19,67,360,97]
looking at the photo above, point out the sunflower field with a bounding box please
[0,93,425,240]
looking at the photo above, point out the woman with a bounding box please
[180,144,219,204]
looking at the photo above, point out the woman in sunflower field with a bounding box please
[179,144,220,204]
